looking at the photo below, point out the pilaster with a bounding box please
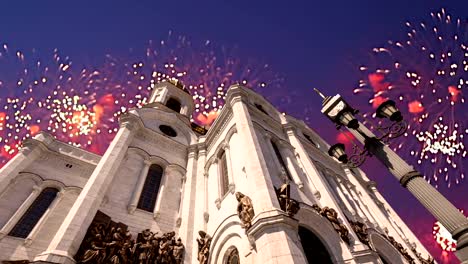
[34,114,140,263]
[228,87,279,212]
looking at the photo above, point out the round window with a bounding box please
[159,125,177,137]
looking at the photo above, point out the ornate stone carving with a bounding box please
[197,230,212,264]
[236,192,255,229]
[385,235,415,264]
[312,204,350,244]
[349,221,369,246]
[410,245,435,264]
[275,183,300,217]
[75,211,184,264]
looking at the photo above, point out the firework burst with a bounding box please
[353,9,467,188]
[0,32,283,167]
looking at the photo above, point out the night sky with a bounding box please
[0,0,466,263]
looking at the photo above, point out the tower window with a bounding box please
[137,164,163,212]
[219,151,229,196]
[9,187,58,238]
[166,97,182,113]
[159,125,177,137]
[271,140,292,181]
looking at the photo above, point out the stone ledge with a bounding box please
[247,210,299,239]
[33,250,76,264]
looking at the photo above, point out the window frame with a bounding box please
[165,97,182,113]
[137,164,164,212]
[270,140,293,181]
[218,150,230,197]
[8,187,59,239]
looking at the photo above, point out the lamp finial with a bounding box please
[313,88,326,99]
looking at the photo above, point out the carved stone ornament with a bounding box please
[197,230,212,264]
[236,192,255,229]
[75,211,184,264]
[410,245,435,264]
[385,235,416,264]
[312,204,350,245]
[275,183,300,217]
[349,221,369,246]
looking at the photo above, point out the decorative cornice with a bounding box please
[119,112,144,130]
[204,112,234,151]
[27,132,101,166]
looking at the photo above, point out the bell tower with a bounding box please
[147,79,195,118]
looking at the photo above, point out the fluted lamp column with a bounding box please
[315,89,468,263]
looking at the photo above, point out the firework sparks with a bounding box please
[0,32,283,167]
[353,9,467,188]
[433,221,457,252]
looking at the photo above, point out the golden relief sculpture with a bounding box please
[385,235,416,264]
[311,204,350,244]
[196,230,212,264]
[349,220,369,246]
[75,211,184,264]
[236,192,255,229]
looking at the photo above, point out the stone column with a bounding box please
[337,177,369,221]
[34,115,139,264]
[223,141,235,193]
[281,126,323,200]
[347,184,378,225]
[0,138,43,196]
[327,175,357,220]
[192,143,207,263]
[128,159,152,214]
[263,133,283,182]
[277,142,304,188]
[155,164,185,222]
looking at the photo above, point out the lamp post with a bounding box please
[314,89,468,263]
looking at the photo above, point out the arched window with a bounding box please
[298,226,333,264]
[225,247,240,264]
[219,151,229,196]
[9,187,59,238]
[271,140,292,181]
[137,164,163,212]
[166,97,182,113]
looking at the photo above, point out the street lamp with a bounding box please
[375,100,403,122]
[328,143,348,163]
[314,88,468,264]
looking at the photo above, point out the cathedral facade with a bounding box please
[0,81,434,263]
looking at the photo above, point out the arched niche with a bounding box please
[295,206,352,263]
[298,226,333,264]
